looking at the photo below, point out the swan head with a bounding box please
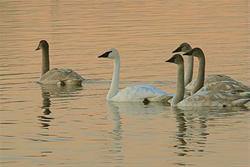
[183,48,204,57]
[172,42,192,53]
[166,54,184,64]
[98,48,119,59]
[36,40,49,51]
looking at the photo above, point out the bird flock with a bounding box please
[36,40,250,108]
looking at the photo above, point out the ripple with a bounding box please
[0,122,16,125]
[0,1,249,167]
[0,148,14,151]
[0,161,18,164]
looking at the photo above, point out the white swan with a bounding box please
[166,54,250,107]
[98,48,173,103]
[172,43,245,93]
[35,40,84,86]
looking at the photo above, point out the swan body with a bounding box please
[38,68,84,85]
[183,48,250,96]
[98,48,173,103]
[36,40,84,86]
[166,53,250,107]
[185,74,250,94]
[178,81,250,107]
[109,84,173,102]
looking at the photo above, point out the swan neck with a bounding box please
[172,63,185,105]
[185,56,193,86]
[192,54,205,94]
[107,56,120,100]
[42,47,50,75]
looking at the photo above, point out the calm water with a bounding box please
[0,0,249,167]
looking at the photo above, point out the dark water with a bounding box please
[0,1,249,167]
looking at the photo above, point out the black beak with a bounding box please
[165,56,175,63]
[98,51,112,58]
[35,46,40,51]
[183,49,193,56]
[172,46,182,53]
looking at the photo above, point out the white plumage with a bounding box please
[110,84,173,102]
[98,48,173,103]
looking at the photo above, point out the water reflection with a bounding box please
[39,90,53,129]
[105,102,168,165]
[107,101,167,114]
[172,106,248,161]
[39,85,82,129]
[106,102,124,166]
[173,107,209,157]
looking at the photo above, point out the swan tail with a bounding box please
[57,80,66,87]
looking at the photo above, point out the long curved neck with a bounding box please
[192,53,205,95]
[41,47,50,75]
[185,56,193,86]
[107,56,120,100]
[172,63,185,106]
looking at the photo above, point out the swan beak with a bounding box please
[35,47,40,51]
[172,46,182,53]
[98,51,111,58]
[165,56,175,63]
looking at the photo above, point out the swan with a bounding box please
[172,43,244,92]
[98,48,173,103]
[183,48,250,95]
[172,42,193,86]
[35,40,84,86]
[166,54,250,107]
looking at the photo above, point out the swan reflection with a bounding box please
[107,101,168,114]
[105,102,168,165]
[39,85,82,129]
[106,102,123,155]
[173,107,209,157]
[172,106,246,160]
[39,90,53,129]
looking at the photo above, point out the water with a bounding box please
[0,0,249,166]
